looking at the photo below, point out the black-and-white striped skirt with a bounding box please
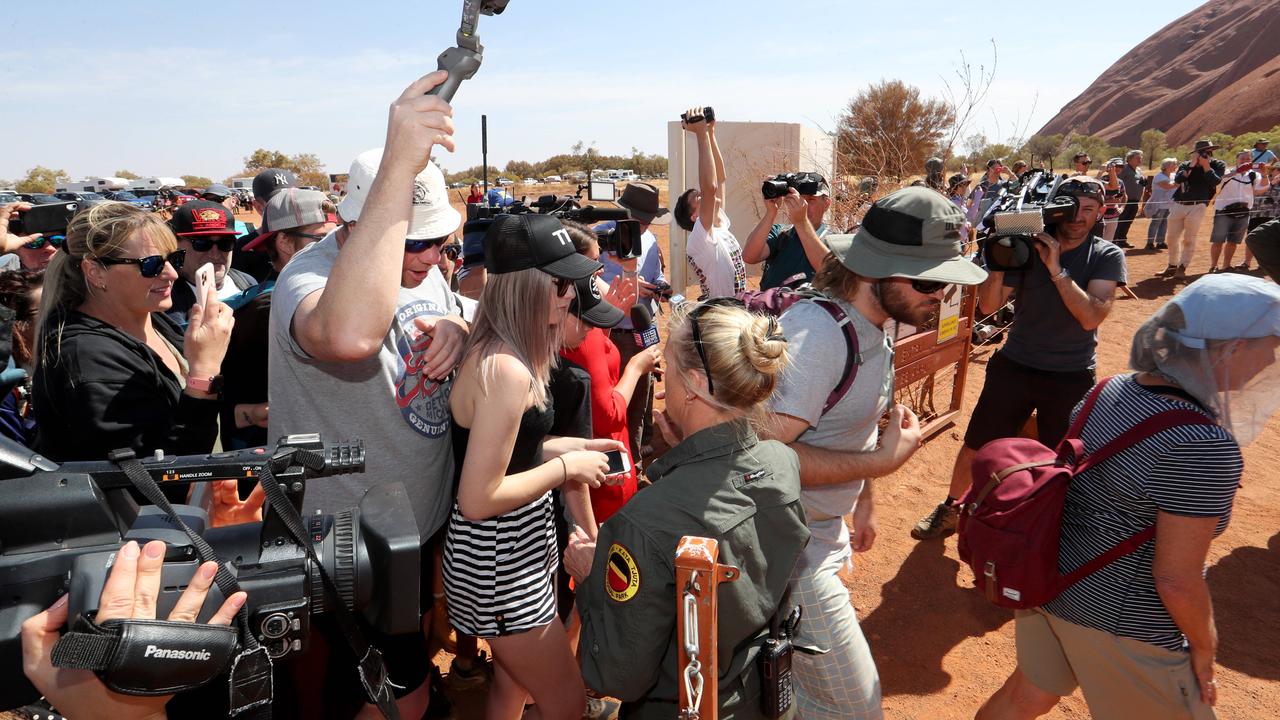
[442,491,558,637]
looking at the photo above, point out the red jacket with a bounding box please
[561,329,637,523]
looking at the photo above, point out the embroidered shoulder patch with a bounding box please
[605,543,640,602]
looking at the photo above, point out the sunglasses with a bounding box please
[188,237,236,253]
[442,244,462,261]
[553,276,574,298]
[909,278,948,295]
[688,297,754,397]
[405,236,449,254]
[1057,179,1106,202]
[24,235,65,250]
[96,249,186,278]
[285,230,327,243]
[1078,160,1093,166]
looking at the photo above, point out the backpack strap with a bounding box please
[810,298,861,415]
[1073,409,1215,475]
[1057,407,1218,591]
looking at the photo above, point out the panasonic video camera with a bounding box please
[976,170,1079,271]
[0,434,420,710]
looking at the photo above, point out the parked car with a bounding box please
[54,191,108,207]
[105,190,154,208]
[0,192,18,205]
[17,193,63,205]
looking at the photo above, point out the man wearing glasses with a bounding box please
[761,187,989,719]
[267,73,466,719]
[166,200,259,327]
[915,177,1127,542]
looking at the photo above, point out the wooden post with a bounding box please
[893,285,977,440]
[675,536,740,720]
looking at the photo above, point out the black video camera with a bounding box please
[595,219,643,260]
[977,171,1079,272]
[761,172,825,200]
[680,106,715,125]
[0,434,420,710]
[9,202,78,237]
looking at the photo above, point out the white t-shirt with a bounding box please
[1215,170,1262,211]
[686,209,746,299]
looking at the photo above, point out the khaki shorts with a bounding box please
[1015,609,1215,720]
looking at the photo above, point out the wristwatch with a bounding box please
[1052,268,1071,283]
[186,374,224,394]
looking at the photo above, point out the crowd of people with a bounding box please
[1,68,1278,720]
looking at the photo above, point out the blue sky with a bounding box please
[1,0,1205,183]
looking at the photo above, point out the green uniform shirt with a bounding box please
[578,421,809,719]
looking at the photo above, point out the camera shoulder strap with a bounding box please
[108,449,273,718]
[255,448,401,720]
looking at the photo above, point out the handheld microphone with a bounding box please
[631,305,660,349]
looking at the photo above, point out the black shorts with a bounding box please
[963,350,1095,450]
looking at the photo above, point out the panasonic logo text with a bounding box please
[144,644,212,661]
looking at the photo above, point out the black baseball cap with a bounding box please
[569,275,624,328]
[169,200,236,237]
[252,169,297,201]
[483,214,602,279]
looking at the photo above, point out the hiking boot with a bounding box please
[1114,240,1134,249]
[1157,264,1177,278]
[447,649,494,692]
[1155,241,1168,249]
[1143,242,1154,250]
[911,502,959,540]
[1176,265,1187,279]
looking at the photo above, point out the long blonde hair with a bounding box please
[37,202,177,364]
[463,267,563,408]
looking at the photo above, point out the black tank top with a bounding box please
[452,397,555,480]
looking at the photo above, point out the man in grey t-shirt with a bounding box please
[913,176,1126,542]
[267,73,467,719]
[762,187,988,720]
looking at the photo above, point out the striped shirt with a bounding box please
[1043,374,1242,651]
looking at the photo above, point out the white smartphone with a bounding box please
[604,449,632,476]
[194,262,217,308]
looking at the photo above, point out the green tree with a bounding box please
[15,166,70,194]
[504,160,538,178]
[114,169,141,180]
[836,80,954,179]
[1056,133,1123,169]
[1018,134,1064,167]
[1138,129,1166,169]
[242,149,294,173]
[181,175,214,189]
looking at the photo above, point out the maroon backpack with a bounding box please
[737,274,860,415]
[957,377,1214,609]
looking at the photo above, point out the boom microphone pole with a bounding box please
[483,114,489,196]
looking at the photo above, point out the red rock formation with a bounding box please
[1037,0,1280,147]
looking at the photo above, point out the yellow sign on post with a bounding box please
[936,285,962,344]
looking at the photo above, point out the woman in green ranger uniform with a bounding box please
[566,298,811,719]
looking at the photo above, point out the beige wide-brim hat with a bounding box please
[828,186,988,285]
